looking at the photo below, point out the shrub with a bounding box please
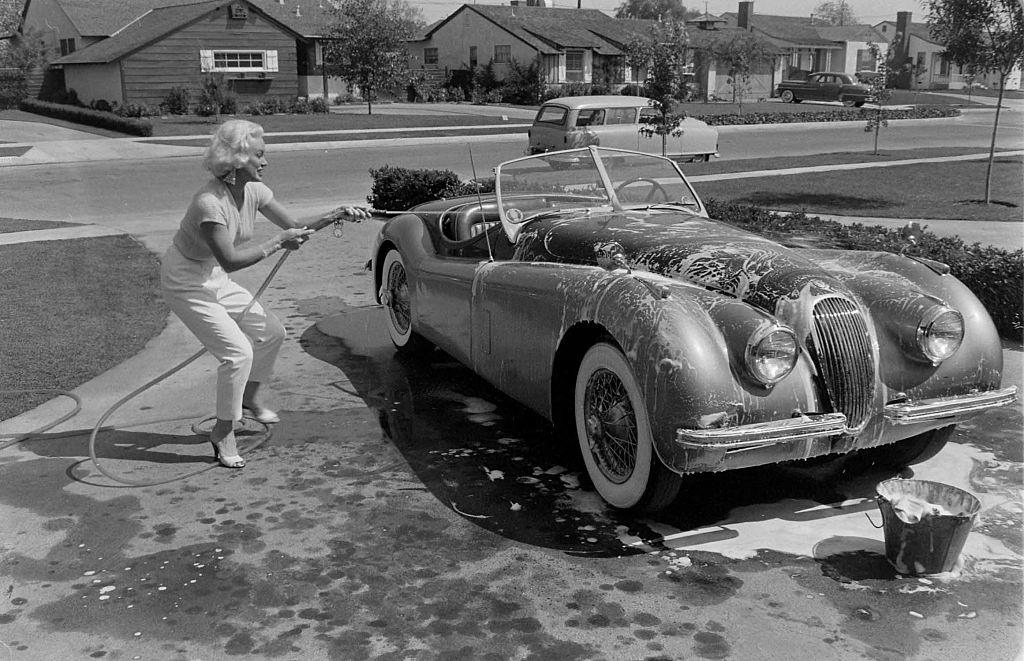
[196,74,237,116]
[18,98,153,136]
[244,96,290,115]
[112,101,153,118]
[703,199,1022,339]
[0,69,28,109]
[500,57,546,105]
[90,99,113,113]
[161,86,190,115]
[620,83,643,96]
[560,82,592,97]
[367,165,495,211]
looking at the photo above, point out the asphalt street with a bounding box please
[0,104,1021,660]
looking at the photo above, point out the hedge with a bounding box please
[18,98,154,136]
[368,166,1022,340]
[694,105,961,126]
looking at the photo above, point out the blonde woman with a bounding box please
[160,119,313,468]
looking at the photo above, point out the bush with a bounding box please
[112,101,153,118]
[90,99,113,113]
[290,96,328,114]
[703,199,1022,339]
[0,69,28,109]
[196,74,237,116]
[18,98,153,136]
[367,165,494,211]
[244,96,290,115]
[695,105,961,126]
[560,82,592,97]
[620,83,643,96]
[500,57,546,105]
[161,86,190,115]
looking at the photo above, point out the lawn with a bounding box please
[693,152,1023,222]
[0,235,167,420]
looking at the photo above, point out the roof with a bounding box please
[720,11,842,48]
[426,5,655,56]
[904,21,941,45]
[55,0,304,65]
[28,0,334,38]
[816,24,885,43]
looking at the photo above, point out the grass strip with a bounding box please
[0,236,167,420]
[0,218,82,234]
[693,155,1023,222]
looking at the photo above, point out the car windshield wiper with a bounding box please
[633,202,702,212]
[522,207,603,222]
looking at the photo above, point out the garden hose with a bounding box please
[2,209,366,487]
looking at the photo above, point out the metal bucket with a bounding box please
[875,478,981,575]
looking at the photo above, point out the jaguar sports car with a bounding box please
[369,147,1016,512]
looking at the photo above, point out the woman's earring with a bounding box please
[223,169,237,185]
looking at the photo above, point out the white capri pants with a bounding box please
[161,245,286,421]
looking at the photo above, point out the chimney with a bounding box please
[737,1,753,30]
[895,11,911,57]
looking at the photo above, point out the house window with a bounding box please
[469,46,477,69]
[855,49,874,71]
[59,38,76,56]
[424,47,438,66]
[229,2,249,19]
[565,50,584,82]
[494,45,511,64]
[200,50,279,73]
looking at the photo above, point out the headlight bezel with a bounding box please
[915,305,964,364]
[744,325,800,387]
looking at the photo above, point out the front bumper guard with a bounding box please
[883,386,1017,425]
[677,412,848,450]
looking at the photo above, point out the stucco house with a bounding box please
[874,12,1021,91]
[720,1,886,80]
[17,0,345,107]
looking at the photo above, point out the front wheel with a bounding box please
[866,426,955,471]
[379,249,430,354]
[780,90,795,103]
[574,342,681,512]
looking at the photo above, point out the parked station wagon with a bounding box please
[369,147,1015,512]
[527,95,719,163]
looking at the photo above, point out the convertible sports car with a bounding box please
[369,147,1016,512]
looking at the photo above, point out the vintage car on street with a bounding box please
[776,72,874,107]
[527,95,719,162]
[369,146,1015,512]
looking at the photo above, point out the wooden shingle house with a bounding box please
[18,0,343,107]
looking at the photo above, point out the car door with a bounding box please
[589,106,640,151]
[816,74,841,101]
[529,103,570,153]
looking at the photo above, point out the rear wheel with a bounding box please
[841,96,857,107]
[689,153,711,163]
[574,342,681,512]
[379,249,429,354]
[780,90,795,103]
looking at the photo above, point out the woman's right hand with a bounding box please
[278,227,314,250]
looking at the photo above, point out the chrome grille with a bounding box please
[809,297,875,430]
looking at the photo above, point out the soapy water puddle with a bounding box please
[307,306,1022,572]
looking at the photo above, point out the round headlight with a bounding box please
[917,306,963,363]
[745,327,799,386]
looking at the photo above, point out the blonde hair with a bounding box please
[203,119,264,179]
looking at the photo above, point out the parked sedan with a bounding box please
[776,72,874,107]
[369,146,1015,512]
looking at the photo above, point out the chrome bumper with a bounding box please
[883,386,1018,425]
[677,412,848,450]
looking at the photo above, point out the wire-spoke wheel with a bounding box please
[574,342,681,511]
[780,90,795,103]
[380,250,429,353]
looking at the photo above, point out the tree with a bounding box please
[624,19,690,156]
[709,31,774,112]
[863,43,894,155]
[812,0,858,26]
[0,0,20,37]
[322,0,421,114]
[615,0,697,22]
[927,0,1024,203]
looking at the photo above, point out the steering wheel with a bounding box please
[615,177,671,204]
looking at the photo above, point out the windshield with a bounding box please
[495,147,702,234]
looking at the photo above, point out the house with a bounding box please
[720,1,886,81]
[17,0,346,107]
[408,3,655,91]
[874,12,1021,90]
[407,2,781,102]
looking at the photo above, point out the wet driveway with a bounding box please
[0,223,1020,661]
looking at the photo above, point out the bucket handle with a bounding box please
[864,512,884,529]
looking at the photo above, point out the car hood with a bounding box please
[513,210,849,314]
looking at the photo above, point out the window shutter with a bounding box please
[200,49,214,72]
[265,50,278,72]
